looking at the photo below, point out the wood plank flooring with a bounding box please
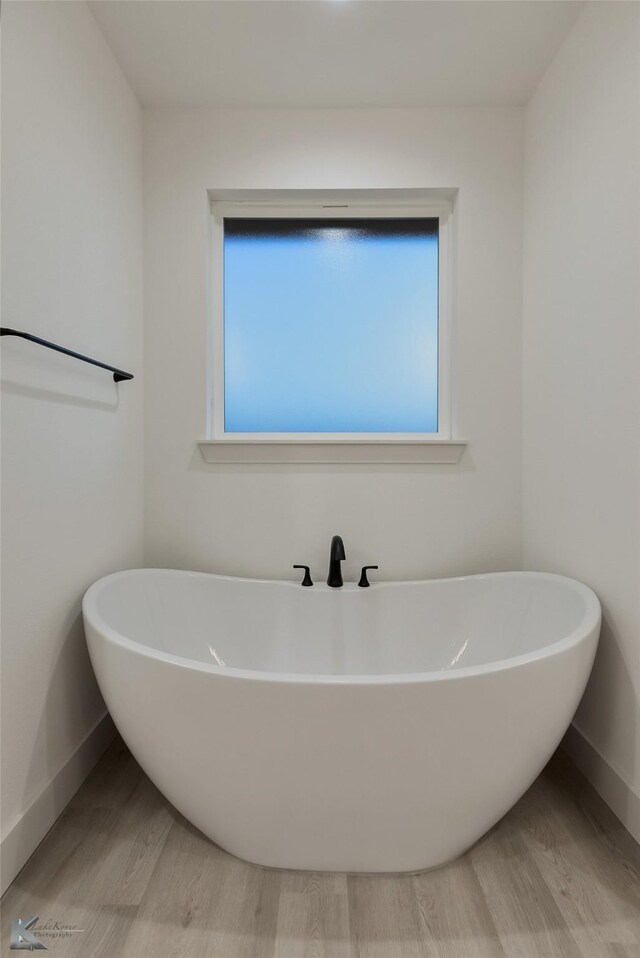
[2,739,639,957]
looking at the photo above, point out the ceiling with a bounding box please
[89,0,583,109]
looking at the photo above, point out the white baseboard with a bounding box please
[562,723,640,845]
[0,712,117,896]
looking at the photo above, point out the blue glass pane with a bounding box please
[223,218,439,433]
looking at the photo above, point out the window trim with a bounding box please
[203,195,463,463]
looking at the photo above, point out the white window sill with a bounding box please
[197,439,467,464]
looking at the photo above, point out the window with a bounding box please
[204,196,460,463]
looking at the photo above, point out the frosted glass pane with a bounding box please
[223,218,439,433]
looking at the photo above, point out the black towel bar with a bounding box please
[0,327,134,382]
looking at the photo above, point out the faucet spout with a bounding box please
[327,535,346,588]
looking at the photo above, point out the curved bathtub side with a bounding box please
[84,613,599,873]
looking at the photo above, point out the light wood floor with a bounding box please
[2,739,639,958]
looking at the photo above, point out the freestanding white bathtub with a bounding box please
[82,569,600,873]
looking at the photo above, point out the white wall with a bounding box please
[143,108,523,582]
[1,1,143,890]
[523,2,640,825]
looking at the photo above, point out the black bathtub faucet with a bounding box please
[327,535,346,588]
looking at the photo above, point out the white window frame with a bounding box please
[200,193,464,464]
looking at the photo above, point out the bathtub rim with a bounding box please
[82,569,601,686]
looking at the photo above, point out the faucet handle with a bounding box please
[358,565,378,588]
[293,564,313,587]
